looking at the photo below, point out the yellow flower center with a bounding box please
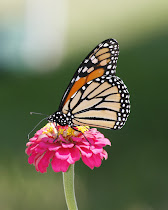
[42,123,89,138]
[42,123,57,138]
[59,126,89,137]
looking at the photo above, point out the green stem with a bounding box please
[63,164,78,210]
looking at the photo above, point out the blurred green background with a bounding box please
[1,0,168,209]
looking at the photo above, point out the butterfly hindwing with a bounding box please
[59,39,119,109]
[62,75,130,130]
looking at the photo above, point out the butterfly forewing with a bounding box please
[62,75,130,130]
[59,39,119,109]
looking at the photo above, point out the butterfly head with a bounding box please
[47,111,74,126]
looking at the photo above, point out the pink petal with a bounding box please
[37,151,54,173]
[90,146,103,154]
[55,148,70,160]
[34,147,46,154]
[26,142,34,147]
[28,153,38,164]
[39,136,52,143]
[35,130,43,136]
[82,154,102,169]
[92,154,102,167]
[51,156,70,172]
[100,150,108,160]
[34,153,45,172]
[76,145,92,158]
[71,137,83,142]
[48,143,62,151]
[89,128,97,133]
[26,145,35,155]
[67,147,80,164]
[82,138,94,145]
[27,143,38,154]
[59,134,67,143]
[94,138,111,146]
[62,143,74,148]
[38,141,52,148]
[29,136,38,142]
[94,133,105,138]
[82,156,94,169]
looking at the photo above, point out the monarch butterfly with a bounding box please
[47,39,130,130]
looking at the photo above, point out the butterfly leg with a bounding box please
[71,126,91,145]
[52,123,59,142]
[52,136,58,142]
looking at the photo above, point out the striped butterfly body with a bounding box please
[47,39,130,130]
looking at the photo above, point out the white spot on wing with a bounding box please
[91,55,95,61]
[78,67,82,73]
[107,65,112,69]
[82,67,88,72]
[104,43,109,47]
[92,58,98,64]
[84,59,89,63]
[71,78,75,83]
[76,76,80,81]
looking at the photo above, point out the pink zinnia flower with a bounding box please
[25,123,111,173]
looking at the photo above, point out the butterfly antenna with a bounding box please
[30,112,48,116]
[28,116,48,139]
